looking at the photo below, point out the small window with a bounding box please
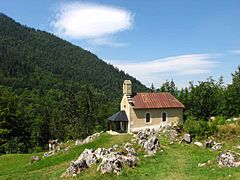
[145,113,151,123]
[162,112,167,122]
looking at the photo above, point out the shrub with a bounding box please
[183,116,218,138]
[214,116,226,125]
[219,123,240,137]
[31,146,43,153]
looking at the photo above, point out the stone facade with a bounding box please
[121,94,183,132]
[109,80,184,133]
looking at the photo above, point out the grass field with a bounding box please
[0,133,239,180]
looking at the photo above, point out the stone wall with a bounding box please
[130,108,183,132]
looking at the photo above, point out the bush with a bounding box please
[214,116,226,125]
[183,116,218,138]
[31,146,43,153]
[218,123,240,137]
[4,137,28,154]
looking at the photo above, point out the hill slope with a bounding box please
[0,13,148,154]
[0,13,147,98]
[0,133,240,179]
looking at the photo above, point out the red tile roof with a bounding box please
[132,92,184,109]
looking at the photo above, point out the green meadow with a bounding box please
[0,133,239,180]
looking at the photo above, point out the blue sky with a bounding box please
[1,0,240,88]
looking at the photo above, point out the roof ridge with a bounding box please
[132,92,184,109]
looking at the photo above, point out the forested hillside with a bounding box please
[0,13,148,154]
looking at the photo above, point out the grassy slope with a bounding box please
[0,133,239,180]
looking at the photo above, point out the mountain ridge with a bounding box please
[0,12,148,98]
[0,13,148,153]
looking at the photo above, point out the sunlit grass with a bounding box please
[0,133,240,180]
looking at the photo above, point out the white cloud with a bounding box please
[87,37,129,47]
[229,49,240,54]
[51,2,133,46]
[108,54,219,87]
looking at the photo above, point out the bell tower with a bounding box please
[123,80,132,96]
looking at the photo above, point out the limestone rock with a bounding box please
[198,162,206,167]
[79,149,98,167]
[125,147,137,156]
[63,159,88,177]
[97,156,122,175]
[194,142,203,147]
[62,142,138,177]
[75,140,82,146]
[30,156,40,164]
[217,151,240,167]
[160,125,171,134]
[82,132,102,144]
[94,148,108,160]
[63,146,71,152]
[170,129,178,141]
[122,155,138,167]
[236,145,240,150]
[204,140,214,148]
[183,134,191,143]
[124,142,133,148]
[43,150,55,158]
[212,143,222,151]
[49,139,60,151]
[135,128,160,156]
[106,130,120,135]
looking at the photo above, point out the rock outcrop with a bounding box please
[194,142,203,147]
[82,132,102,144]
[183,134,191,143]
[62,142,138,177]
[30,156,40,164]
[211,143,222,151]
[134,128,160,156]
[204,140,214,148]
[217,151,240,167]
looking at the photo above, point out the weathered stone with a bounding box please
[106,130,120,135]
[49,139,60,151]
[75,140,82,146]
[125,147,137,156]
[139,139,147,148]
[183,134,191,143]
[204,140,214,148]
[63,146,71,152]
[217,151,240,167]
[82,132,102,144]
[194,142,203,147]
[122,155,138,167]
[94,148,111,160]
[124,142,133,148]
[170,129,178,141]
[145,136,160,156]
[160,125,171,134]
[97,156,122,175]
[43,150,55,158]
[198,162,206,167]
[79,149,98,167]
[212,143,222,151]
[131,138,137,143]
[137,130,148,140]
[135,128,160,156]
[113,144,119,149]
[30,156,40,164]
[66,159,88,177]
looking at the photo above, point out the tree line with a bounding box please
[156,66,240,121]
[0,13,147,154]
